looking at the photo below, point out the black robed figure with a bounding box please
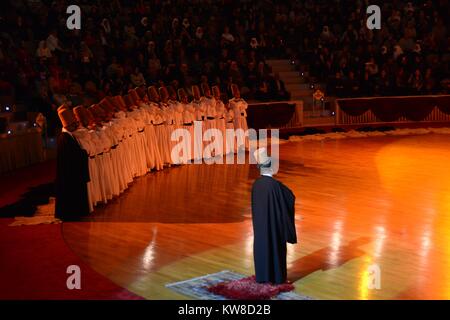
[55,108,90,221]
[251,148,297,284]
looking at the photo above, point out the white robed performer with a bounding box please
[110,97,134,186]
[167,86,185,164]
[82,107,105,206]
[123,93,149,176]
[128,90,155,173]
[88,105,114,203]
[98,100,122,197]
[134,87,164,171]
[159,87,177,165]
[201,83,217,133]
[114,95,139,178]
[212,86,227,157]
[100,98,129,193]
[72,106,97,213]
[192,85,205,161]
[201,83,222,158]
[225,100,237,154]
[179,88,195,163]
[229,84,249,151]
[149,87,172,166]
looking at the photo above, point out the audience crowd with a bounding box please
[0,0,449,135]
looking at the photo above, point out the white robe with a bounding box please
[225,108,236,154]
[129,108,151,176]
[109,117,129,192]
[113,112,134,186]
[192,100,206,160]
[161,103,178,164]
[72,127,97,212]
[215,99,227,156]
[152,103,172,165]
[229,98,249,150]
[203,97,217,132]
[182,102,196,163]
[140,101,164,171]
[95,126,116,202]
[102,123,121,197]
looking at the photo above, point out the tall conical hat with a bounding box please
[178,88,187,100]
[123,94,135,109]
[73,106,89,127]
[57,104,69,113]
[106,96,120,112]
[159,87,169,102]
[93,104,107,119]
[88,105,101,121]
[58,108,77,128]
[192,85,201,99]
[212,85,221,97]
[230,83,240,96]
[148,86,160,101]
[100,98,115,113]
[129,89,141,104]
[115,96,128,111]
[136,86,147,99]
[85,107,96,124]
[167,86,177,99]
[201,83,211,96]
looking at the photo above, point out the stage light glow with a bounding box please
[373,226,386,258]
[329,220,343,266]
[358,256,374,300]
[141,228,158,271]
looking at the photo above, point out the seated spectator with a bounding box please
[344,71,361,97]
[130,67,146,87]
[269,73,290,100]
[1,0,449,130]
[36,41,52,60]
[408,69,424,95]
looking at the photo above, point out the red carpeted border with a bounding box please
[0,160,56,208]
[1,160,142,300]
[207,276,295,300]
[0,219,143,300]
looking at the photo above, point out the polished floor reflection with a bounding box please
[62,134,450,299]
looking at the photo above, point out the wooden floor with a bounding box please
[62,134,450,299]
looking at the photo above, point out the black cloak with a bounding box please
[55,132,90,221]
[251,175,297,284]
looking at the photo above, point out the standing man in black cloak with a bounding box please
[55,107,90,221]
[251,148,297,284]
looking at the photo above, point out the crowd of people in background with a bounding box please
[0,0,449,137]
[289,0,449,97]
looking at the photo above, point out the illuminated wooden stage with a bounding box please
[62,134,450,299]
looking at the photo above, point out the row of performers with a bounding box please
[55,83,249,221]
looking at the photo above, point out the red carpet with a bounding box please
[1,160,142,299]
[0,160,56,208]
[0,219,142,300]
[208,276,295,300]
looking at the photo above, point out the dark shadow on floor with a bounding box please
[0,183,55,218]
[288,236,372,282]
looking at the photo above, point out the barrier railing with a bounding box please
[335,95,450,125]
[247,100,304,130]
